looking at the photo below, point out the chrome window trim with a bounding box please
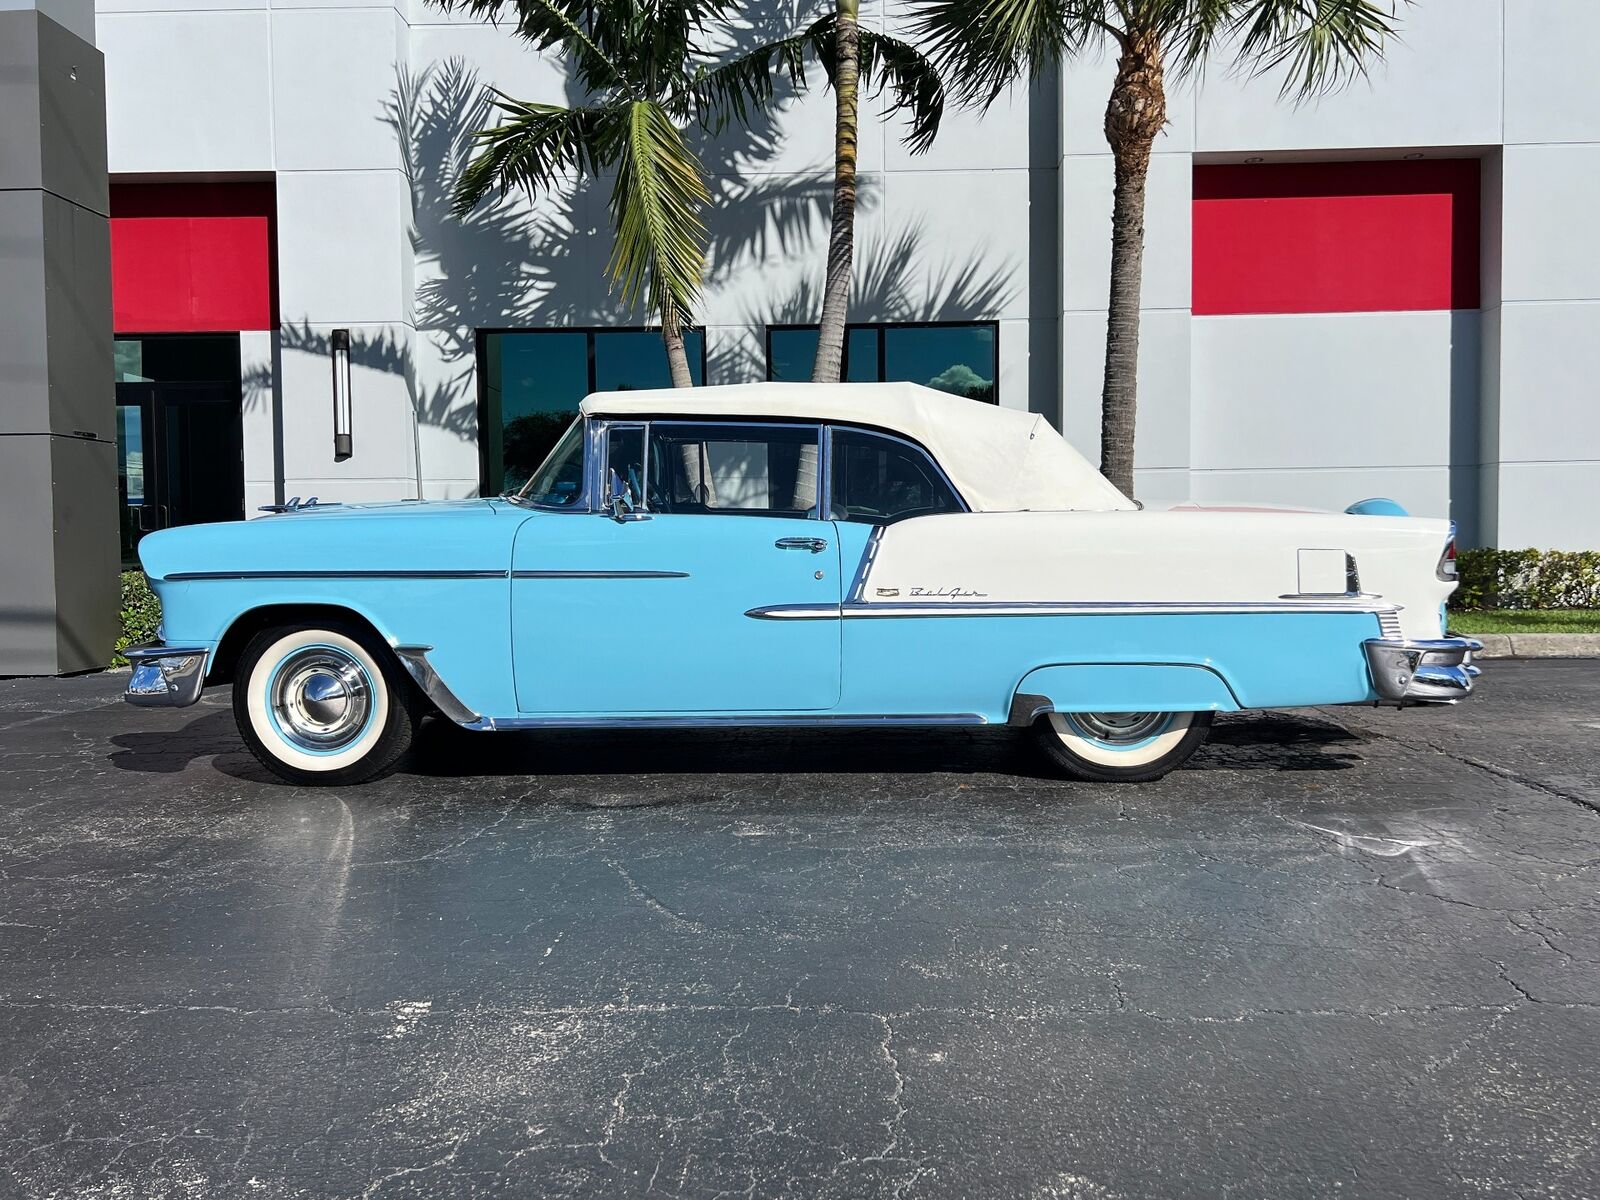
[822,423,971,521]
[588,417,827,520]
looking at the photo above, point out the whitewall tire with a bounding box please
[1031,710,1212,782]
[233,623,419,785]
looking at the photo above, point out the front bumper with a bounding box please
[1363,636,1483,704]
[123,641,210,708]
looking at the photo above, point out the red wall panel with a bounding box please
[1192,160,1480,316]
[110,182,277,333]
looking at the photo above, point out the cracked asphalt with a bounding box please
[1,661,1598,1199]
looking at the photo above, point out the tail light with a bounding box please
[1437,526,1458,581]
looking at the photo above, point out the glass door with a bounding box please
[116,381,244,563]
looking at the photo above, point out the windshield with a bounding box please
[515,418,586,507]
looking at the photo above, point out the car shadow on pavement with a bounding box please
[106,708,1365,783]
[393,710,1364,780]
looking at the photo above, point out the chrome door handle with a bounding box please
[775,536,828,553]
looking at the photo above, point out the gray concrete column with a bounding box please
[0,0,117,674]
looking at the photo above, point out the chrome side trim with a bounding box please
[161,569,508,582]
[392,645,482,725]
[1277,591,1383,602]
[845,525,885,603]
[463,712,988,732]
[123,641,210,708]
[1363,636,1483,704]
[512,570,689,580]
[747,599,1403,621]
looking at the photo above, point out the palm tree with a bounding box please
[909,0,1406,496]
[437,0,943,388]
[802,4,946,383]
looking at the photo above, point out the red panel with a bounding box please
[1192,160,1480,316]
[110,183,277,332]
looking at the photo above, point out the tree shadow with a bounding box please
[243,19,1031,494]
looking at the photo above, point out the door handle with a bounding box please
[775,536,828,553]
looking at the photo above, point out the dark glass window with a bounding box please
[766,322,998,402]
[644,423,820,517]
[479,328,705,494]
[829,428,963,525]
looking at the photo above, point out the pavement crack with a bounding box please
[606,858,708,934]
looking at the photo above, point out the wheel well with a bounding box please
[208,604,390,686]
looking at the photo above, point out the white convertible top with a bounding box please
[579,381,1134,513]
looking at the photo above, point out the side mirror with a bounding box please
[605,469,635,522]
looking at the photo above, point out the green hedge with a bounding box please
[1453,549,1600,611]
[115,570,162,666]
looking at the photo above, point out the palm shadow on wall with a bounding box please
[247,12,1024,492]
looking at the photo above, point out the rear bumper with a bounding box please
[123,641,210,708]
[1363,636,1483,704]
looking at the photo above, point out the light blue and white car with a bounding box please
[125,382,1479,785]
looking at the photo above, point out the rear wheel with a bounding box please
[1031,710,1212,782]
[232,622,419,785]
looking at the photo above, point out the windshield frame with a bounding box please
[508,416,593,511]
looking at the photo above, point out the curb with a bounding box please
[1468,633,1600,659]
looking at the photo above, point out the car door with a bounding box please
[510,419,842,715]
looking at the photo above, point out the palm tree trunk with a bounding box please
[662,311,694,388]
[812,0,860,383]
[1099,27,1166,499]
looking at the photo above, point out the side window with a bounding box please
[646,423,820,517]
[604,424,646,508]
[829,429,963,525]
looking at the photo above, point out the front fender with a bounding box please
[1008,662,1242,726]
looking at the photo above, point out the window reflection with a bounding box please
[479,329,705,494]
[766,323,997,402]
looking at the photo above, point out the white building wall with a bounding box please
[95,0,1600,547]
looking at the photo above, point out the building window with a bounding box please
[477,328,706,495]
[766,322,999,403]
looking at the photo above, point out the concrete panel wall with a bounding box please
[1,5,117,674]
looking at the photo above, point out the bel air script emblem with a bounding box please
[908,586,988,599]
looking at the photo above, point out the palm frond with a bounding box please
[685,32,811,131]
[427,0,628,92]
[452,95,621,215]
[607,99,712,328]
[908,0,1105,110]
[857,29,947,154]
[1232,0,1404,97]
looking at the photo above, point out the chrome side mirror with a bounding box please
[606,469,635,522]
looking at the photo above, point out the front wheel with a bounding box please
[1031,710,1213,782]
[233,623,420,785]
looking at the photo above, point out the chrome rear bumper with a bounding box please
[123,641,210,708]
[1363,636,1482,704]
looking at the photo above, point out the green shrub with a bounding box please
[1453,548,1600,611]
[114,570,163,665]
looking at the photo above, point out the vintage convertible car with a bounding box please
[124,381,1479,785]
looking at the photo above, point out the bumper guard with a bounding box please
[1363,636,1482,705]
[123,641,210,708]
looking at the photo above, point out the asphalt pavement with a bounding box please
[1,661,1597,1199]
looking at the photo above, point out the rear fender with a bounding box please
[1008,663,1242,726]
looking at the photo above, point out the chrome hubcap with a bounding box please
[270,647,372,751]
[1069,712,1171,744]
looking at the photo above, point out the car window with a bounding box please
[604,424,646,510]
[517,417,586,508]
[828,428,962,524]
[646,423,820,518]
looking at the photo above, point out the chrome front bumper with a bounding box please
[1363,636,1483,704]
[123,641,210,708]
